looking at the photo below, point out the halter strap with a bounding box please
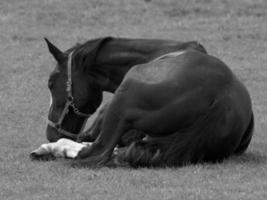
[47,51,90,140]
[66,52,73,97]
[66,52,91,118]
[47,120,78,140]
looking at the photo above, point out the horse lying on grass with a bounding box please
[31,37,254,167]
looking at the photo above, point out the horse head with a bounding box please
[44,38,111,142]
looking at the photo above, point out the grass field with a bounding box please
[0,0,267,199]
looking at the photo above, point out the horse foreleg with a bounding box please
[77,102,109,142]
[75,92,135,166]
[77,100,145,146]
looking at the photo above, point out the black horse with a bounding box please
[45,37,254,167]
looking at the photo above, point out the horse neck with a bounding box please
[95,38,181,93]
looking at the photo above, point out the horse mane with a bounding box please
[65,43,81,54]
[66,37,113,54]
[65,37,113,72]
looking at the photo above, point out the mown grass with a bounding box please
[0,0,267,199]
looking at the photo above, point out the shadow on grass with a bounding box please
[30,150,266,169]
[63,151,267,170]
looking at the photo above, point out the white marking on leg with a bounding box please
[31,139,92,159]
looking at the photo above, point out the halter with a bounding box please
[47,52,91,140]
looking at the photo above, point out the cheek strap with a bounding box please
[47,51,91,140]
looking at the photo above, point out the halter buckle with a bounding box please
[67,95,74,102]
[55,123,61,130]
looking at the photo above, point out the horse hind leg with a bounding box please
[77,103,109,143]
[116,132,197,167]
[118,111,238,167]
[117,102,254,167]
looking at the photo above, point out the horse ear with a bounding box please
[44,38,65,63]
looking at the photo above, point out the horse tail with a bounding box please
[234,113,254,155]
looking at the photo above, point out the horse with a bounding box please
[44,37,254,167]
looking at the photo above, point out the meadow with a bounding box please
[0,0,267,199]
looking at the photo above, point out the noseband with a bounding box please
[47,52,91,140]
